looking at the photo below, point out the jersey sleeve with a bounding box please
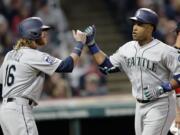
[25,51,62,76]
[109,47,124,72]
[163,47,180,75]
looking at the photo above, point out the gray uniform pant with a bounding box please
[135,93,176,135]
[0,98,38,135]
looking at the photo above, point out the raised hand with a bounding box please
[72,30,87,44]
[84,25,96,46]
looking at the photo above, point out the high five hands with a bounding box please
[72,25,96,45]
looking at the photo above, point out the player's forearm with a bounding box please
[92,50,107,65]
[70,29,86,66]
[88,43,107,65]
[55,42,84,73]
[70,53,80,66]
[71,42,84,65]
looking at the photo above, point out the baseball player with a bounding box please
[170,22,180,135]
[84,8,180,135]
[0,17,87,135]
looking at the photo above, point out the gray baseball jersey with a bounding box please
[0,47,62,103]
[109,38,179,135]
[110,39,180,100]
[0,47,62,135]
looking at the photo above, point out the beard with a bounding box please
[35,38,47,46]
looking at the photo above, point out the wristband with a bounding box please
[88,43,100,54]
[72,42,84,56]
[161,82,172,92]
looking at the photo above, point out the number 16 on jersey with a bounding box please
[4,65,16,87]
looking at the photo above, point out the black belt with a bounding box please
[136,99,151,103]
[7,98,34,106]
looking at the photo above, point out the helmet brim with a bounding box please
[41,25,51,31]
[129,17,147,24]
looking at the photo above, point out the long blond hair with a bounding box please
[14,38,34,50]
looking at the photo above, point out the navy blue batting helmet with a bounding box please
[18,17,50,40]
[130,8,158,27]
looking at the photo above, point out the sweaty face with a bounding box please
[132,21,153,42]
[35,31,48,46]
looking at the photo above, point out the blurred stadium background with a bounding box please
[0,0,179,134]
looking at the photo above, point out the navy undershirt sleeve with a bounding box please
[99,57,120,74]
[55,56,74,73]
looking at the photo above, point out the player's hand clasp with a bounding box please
[84,25,96,46]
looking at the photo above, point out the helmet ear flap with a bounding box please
[29,29,42,39]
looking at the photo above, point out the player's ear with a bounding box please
[146,24,154,33]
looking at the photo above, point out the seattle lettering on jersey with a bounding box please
[125,56,158,72]
[6,51,23,62]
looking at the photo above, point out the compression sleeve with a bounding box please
[99,57,120,75]
[99,57,113,68]
[55,56,74,73]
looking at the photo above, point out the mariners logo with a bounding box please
[44,55,55,64]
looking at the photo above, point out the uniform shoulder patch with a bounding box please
[43,55,56,64]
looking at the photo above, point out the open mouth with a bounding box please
[132,31,137,34]
[132,33,137,36]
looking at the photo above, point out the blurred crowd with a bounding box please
[0,0,108,100]
[106,0,180,45]
[0,0,180,100]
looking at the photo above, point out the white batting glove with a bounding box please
[144,86,164,100]
[144,82,173,100]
